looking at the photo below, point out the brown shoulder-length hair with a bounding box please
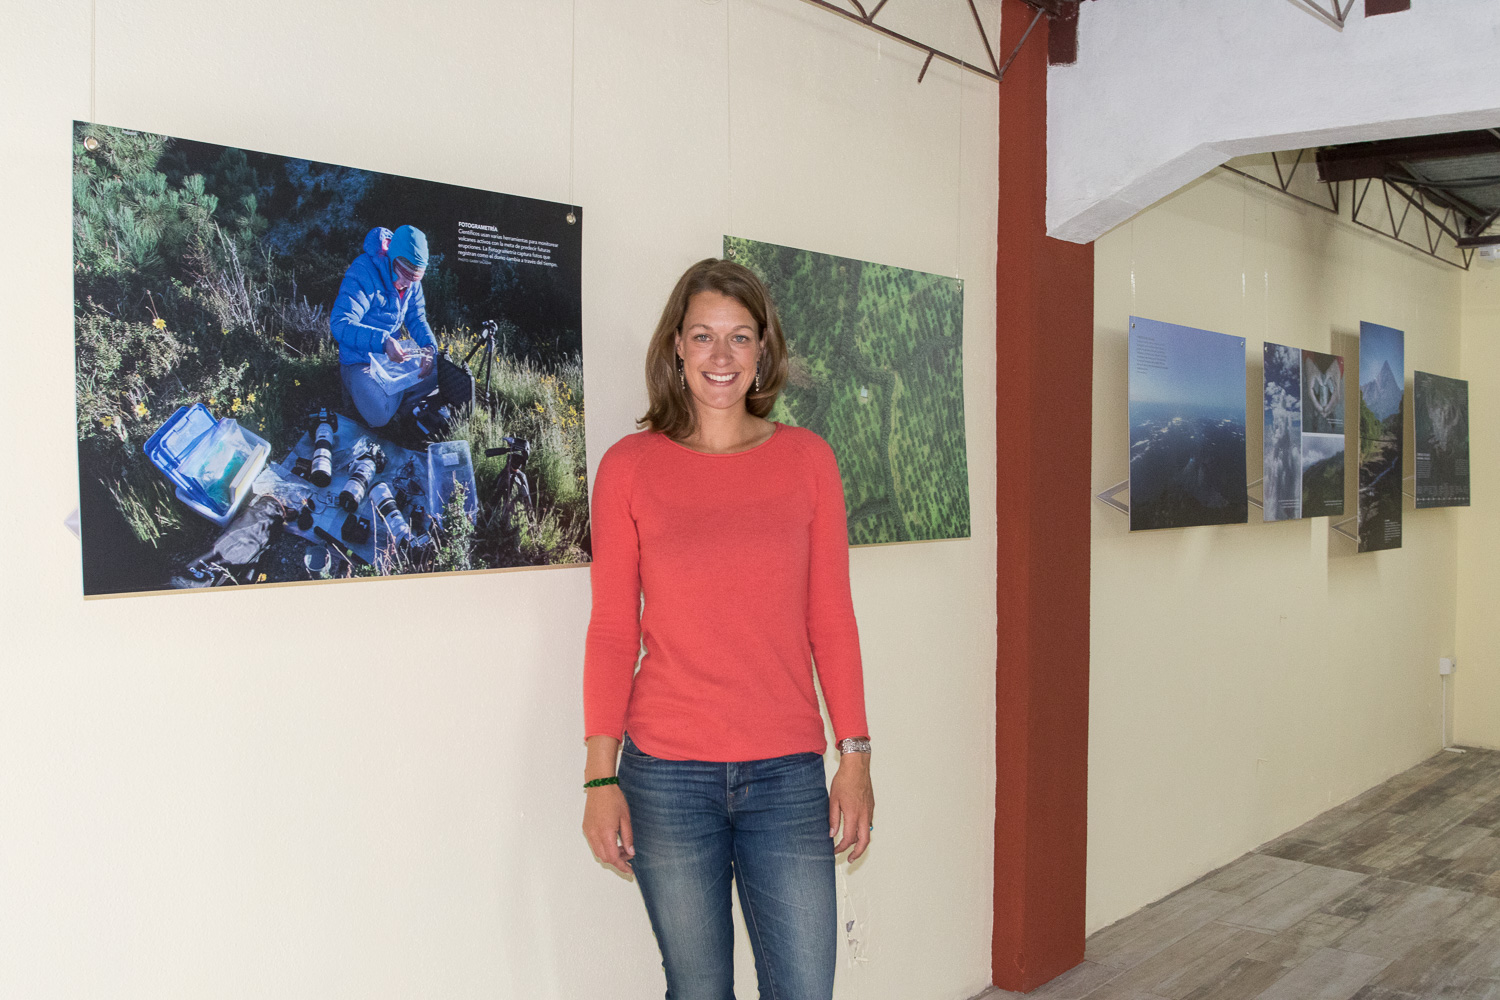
[638,257,789,440]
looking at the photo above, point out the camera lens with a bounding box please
[338,440,385,512]
[369,481,413,548]
[310,421,335,487]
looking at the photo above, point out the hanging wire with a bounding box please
[90,0,97,122]
[725,0,734,239]
[955,31,964,281]
[567,0,578,223]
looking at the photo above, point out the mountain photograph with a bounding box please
[1128,317,1249,532]
[1357,322,1404,552]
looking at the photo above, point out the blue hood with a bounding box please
[328,226,435,364]
[363,226,392,261]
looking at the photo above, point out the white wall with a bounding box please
[1457,268,1500,750]
[1048,0,1500,243]
[0,3,999,998]
[1089,168,1463,933]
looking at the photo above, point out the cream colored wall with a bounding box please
[0,3,999,998]
[1457,270,1500,749]
[1089,169,1463,933]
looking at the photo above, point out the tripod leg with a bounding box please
[482,341,497,409]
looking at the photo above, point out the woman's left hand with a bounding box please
[829,752,875,861]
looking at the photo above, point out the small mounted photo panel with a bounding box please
[1128,317,1248,532]
[1300,349,1346,518]
[1263,343,1347,521]
[1414,371,1470,508]
[1357,321,1405,551]
[1263,343,1303,521]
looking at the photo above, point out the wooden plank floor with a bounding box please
[977,747,1500,1000]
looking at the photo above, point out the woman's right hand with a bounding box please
[581,735,634,874]
[383,335,408,363]
[582,784,634,874]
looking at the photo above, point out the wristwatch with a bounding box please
[837,737,872,755]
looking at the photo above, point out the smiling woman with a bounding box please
[679,288,763,409]
[636,258,789,446]
[580,258,874,1000]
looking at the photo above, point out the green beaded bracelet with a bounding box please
[583,776,620,790]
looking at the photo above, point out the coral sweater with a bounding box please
[583,423,868,761]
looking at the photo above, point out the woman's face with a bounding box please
[391,256,423,292]
[675,290,763,416]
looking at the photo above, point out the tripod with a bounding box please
[485,436,533,540]
[463,319,502,408]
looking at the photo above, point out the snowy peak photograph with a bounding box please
[1128,317,1248,532]
[1357,321,1405,552]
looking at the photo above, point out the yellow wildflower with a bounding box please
[208,397,216,405]
[294,379,301,387]
[134,402,148,417]
[152,317,166,330]
[101,415,113,428]
[256,573,266,583]
[247,392,256,403]
[231,398,242,413]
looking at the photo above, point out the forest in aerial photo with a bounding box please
[725,236,970,546]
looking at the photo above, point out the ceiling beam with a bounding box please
[1315,130,1500,182]
[791,0,1003,83]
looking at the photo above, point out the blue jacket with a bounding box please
[330,227,437,365]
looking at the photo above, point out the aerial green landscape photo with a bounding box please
[725,237,970,545]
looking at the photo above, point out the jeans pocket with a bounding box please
[620,732,654,760]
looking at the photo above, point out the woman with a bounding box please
[582,258,874,1000]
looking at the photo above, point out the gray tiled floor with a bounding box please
[976,747,1500,1000]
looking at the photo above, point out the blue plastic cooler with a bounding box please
[142,404,271,527]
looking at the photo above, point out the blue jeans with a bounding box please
[340,361,437,429]
[618,734,836,1000]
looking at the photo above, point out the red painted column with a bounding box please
[992,0,1093,991]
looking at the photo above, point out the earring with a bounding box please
[754,364,762,393]
[677,356,686,391]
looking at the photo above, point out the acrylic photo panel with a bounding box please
[724,236,970,545]
[1414,371,1470,508]
[1300,350,1345,518]
[1263,344,1344,522]
[1357,321,1405,552]
[1263,342,1302,521]
[1128,317,1248,531]
[73,122,587,596]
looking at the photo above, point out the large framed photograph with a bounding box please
[724,236,970,545]
[73,122,588,596]
[1127,317,1248,531]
